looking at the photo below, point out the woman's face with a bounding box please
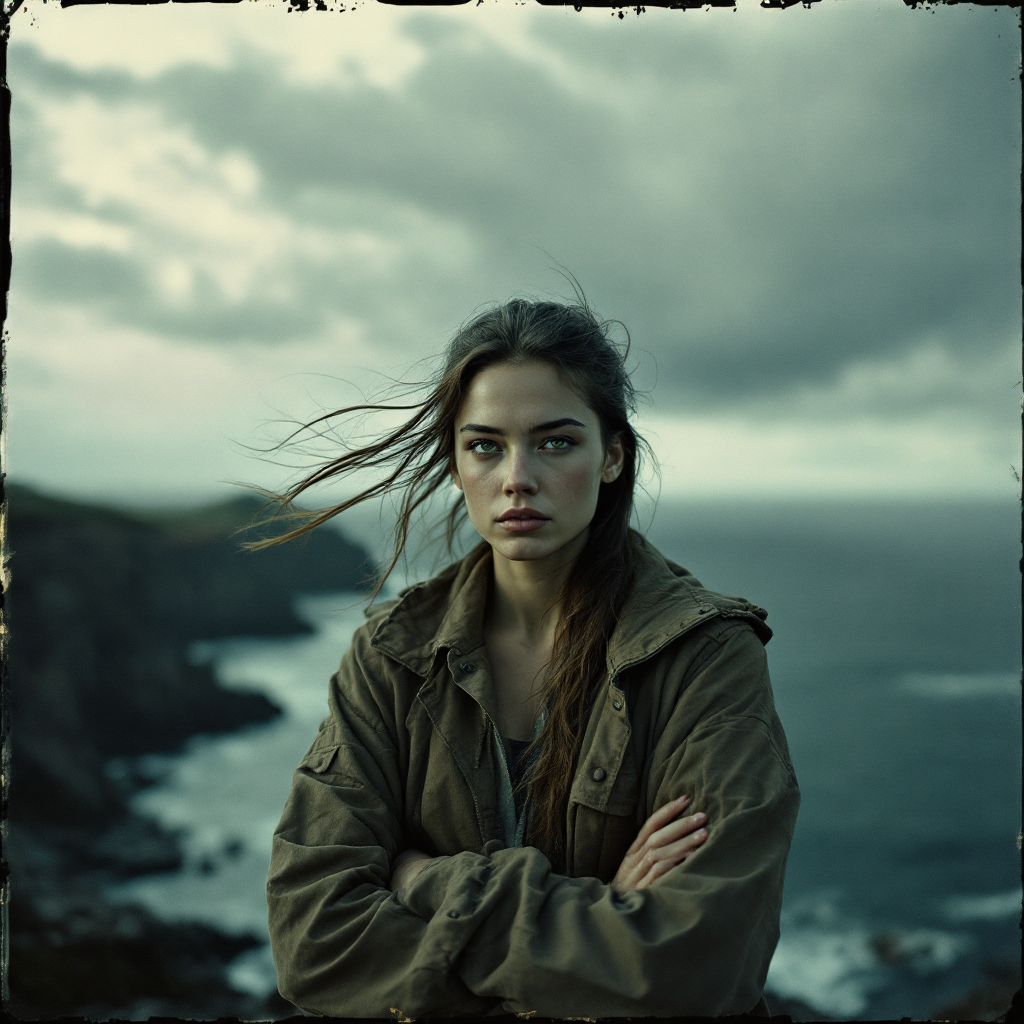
[451,360,624,564]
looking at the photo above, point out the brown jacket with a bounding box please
[267,534,800,1018]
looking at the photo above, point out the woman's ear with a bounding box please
[601,434,625,484]
[450,466,464,492]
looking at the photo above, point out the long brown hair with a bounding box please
[248,295,655,869]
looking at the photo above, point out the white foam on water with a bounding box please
[765,894,971,1018]
[766,895,883,1018]
[898,671,1020,699]
[189,590,379,720]
[227,944,279,998]
[944,889,1023,922]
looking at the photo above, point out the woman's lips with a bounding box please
[497,516,549,533]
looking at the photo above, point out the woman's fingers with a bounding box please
[628,810,706,859]
[635,829,709,889]
[632,825,709,884]
[626,795,691,855]
[650,811,707,847]
[637,825,707,872]
[613,797,711,895]
[664,826,709,858]
[625,808,706,870]
[636,859,676,890]
[647,795,691,832]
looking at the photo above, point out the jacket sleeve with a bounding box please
[395,622,800,1018]
[266,626,501,1018]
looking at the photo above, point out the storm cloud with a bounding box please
[5,0,1020,500]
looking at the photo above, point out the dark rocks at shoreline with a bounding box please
[8,870,296,1021]
[4,481,375,1019]
[763,995,833,1021]
[930,960,1022,1022]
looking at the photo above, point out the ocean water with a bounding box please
[109,498,1022,1019]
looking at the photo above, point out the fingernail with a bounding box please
[677,794,690,803]
[693,812,706,822]
[697,828,708,837]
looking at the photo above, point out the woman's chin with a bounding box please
[489,531,560,562]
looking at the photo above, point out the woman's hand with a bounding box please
[390,849,435,894]
[610,794,708,895]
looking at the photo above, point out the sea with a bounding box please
[109,497,1022,1020]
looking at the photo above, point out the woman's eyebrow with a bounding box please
[459,418,587,435]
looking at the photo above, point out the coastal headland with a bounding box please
[4,482,374,1019]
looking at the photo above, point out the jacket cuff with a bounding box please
[399,851,490,921]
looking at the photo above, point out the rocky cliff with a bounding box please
[3,482,374,1019]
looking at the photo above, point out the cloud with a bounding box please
[4,0,1020,500]
[637,406,1019,499]
[11,0,427,88]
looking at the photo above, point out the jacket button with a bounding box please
[590,767,606,782]
[698,606,712,614]
[459,662,474,673]
[447,910,461,919]
[612,700,623,711]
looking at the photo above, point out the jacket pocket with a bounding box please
[299,742,342,774]
[570,804,639,882]
[298,742,370,791]
[570,763,640,880]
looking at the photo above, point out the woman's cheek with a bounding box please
[558,462,602,518]
[460,467,492,525]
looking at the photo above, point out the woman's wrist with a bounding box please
[390,850,436,893]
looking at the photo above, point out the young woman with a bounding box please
[264,298,800,1019]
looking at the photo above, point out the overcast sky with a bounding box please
[5,0,1020,509]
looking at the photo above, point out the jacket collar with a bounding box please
[604,536,717,676]
[369,542,492,677]
[369,532,770,679]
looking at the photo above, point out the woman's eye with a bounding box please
[543,437,576,450]
[467,437,575,454]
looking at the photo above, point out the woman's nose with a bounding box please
[503,450,538,495]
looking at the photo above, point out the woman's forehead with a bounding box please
[459,361,593,425]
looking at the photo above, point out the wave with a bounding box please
[943,889,1022,923]
[765,893,971,1018]
[898,671,1020,699]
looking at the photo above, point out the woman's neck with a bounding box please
[486,529,588,643]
